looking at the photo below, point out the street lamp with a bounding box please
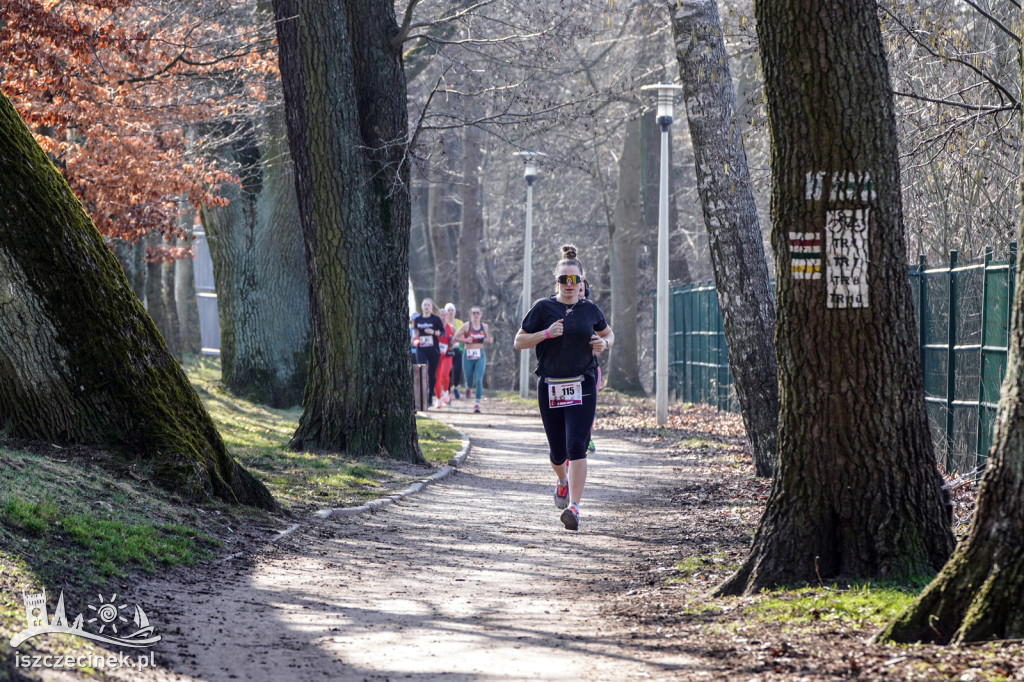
[641,82,682,426]
[515,151,545,399]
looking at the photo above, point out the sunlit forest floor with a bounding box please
[582,399,1017,680]
[0,373,1016,680]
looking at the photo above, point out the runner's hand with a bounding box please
[546,319,564,338]
[589,333,607,354]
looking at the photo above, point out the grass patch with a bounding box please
[741,583,920,631]
[184,355,463,510]
[668,552,741,584]
[0,444,235,677]
[0,448,221,587]
[416,418,462,464]
[0,355,466,677]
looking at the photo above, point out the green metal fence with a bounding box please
[669,244,1017,473]
[669,281,736,412]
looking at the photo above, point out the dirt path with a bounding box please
[106,398,705,681]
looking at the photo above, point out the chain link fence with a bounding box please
[669,244,1017,473]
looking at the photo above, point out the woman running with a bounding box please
[453,306,493,413]
[514,244,614,530]
[413,298,445,407]
[433,311,455,409]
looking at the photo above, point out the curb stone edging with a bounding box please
[311,431,471,520]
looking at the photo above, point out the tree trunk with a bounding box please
[608,115,644,394]
[429,177,459,306]
[878,21,1024,641]
[670,0,778,477]
[458,121,484,308]
[131,240,147,301]
[0,91,274,510]
[409,177,434,303]
[272,0,425,462]
[145,230,175,354]
[163,257,182,360]
[175,210,202,356]
[715,0,953,595]
[201,113,309,408]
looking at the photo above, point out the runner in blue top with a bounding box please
[514,244,614,530]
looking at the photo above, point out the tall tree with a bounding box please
[877,16,1024,640]
[716,0,953,594]
[428,176,460,306]
[0,91,274,510]
[669,0,778,477]
[201,113,309,408]
[607,114,644,393]
[145,230,176,357]
[272,0,425,461]
[458,117,485,308]
[174,208,202,356]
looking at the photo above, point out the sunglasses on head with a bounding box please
[557,274,582,285]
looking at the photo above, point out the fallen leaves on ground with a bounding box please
[591,398,1017,681]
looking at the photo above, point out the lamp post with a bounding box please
[641,82,682,426]
[515,151,543,399]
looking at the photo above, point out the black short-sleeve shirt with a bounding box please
[414,314,445,353]
[520,296,608,379]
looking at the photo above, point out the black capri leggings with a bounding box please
[416,347,440,398]
[537,373,597,465]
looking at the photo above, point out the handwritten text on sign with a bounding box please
[825,209,869,309]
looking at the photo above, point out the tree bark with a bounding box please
[608,115,644,394]
[163,257,182,360]
[131,240,147,301]
[0,91,274,510]
[715,0,953,595]
[174,209,202,356]
[272,0,425,462]
[670,0,778,477]
[201,113,309,408]
[409,177,434,303]
[878,18,1024,641]
[146,230,176,357]
[429,177,459,306]
[458,121,484,308]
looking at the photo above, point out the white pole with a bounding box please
[520,181,534,399]
[656,126,670,425]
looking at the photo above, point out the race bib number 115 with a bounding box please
[547,376,583,409]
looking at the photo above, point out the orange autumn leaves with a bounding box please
[1,0,277,248]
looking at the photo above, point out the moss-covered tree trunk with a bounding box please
[878,15,1024,639]
[0,91,275,510]
[715,0,953,595]
[670,0,778,477]
[200,113,309,408]
[272,0,425,462]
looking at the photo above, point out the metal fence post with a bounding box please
[945,249,958,473]
[918,254,927,369]
[975,246,993,467]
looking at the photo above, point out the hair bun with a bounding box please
[561,244,578,260]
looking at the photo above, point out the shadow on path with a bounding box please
[105,399,705,681]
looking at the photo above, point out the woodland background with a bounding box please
[2,0,1017,401]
